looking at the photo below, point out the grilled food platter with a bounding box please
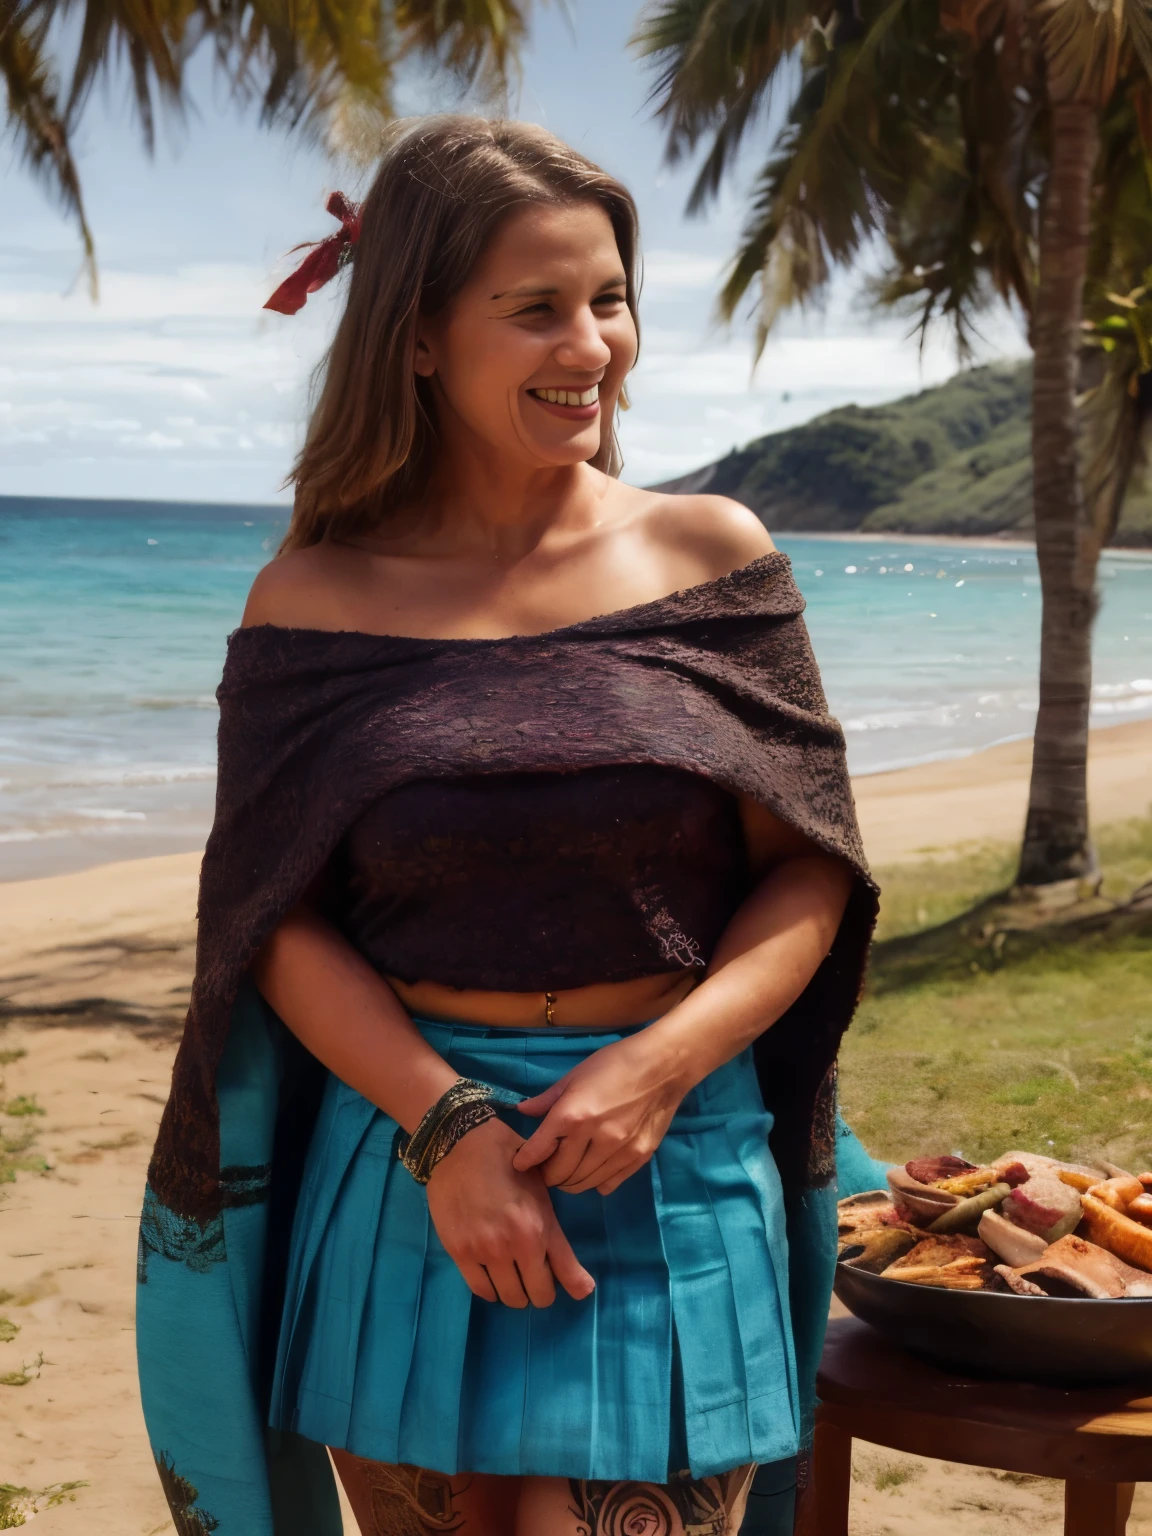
[834,1151,1152,1384]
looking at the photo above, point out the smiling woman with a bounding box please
[278,118,640,555]
[135,115,878,1536]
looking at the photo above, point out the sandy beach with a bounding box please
[855,716,1152,865]
[2,719,1151,1533]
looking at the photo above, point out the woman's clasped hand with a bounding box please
[512,1032,690,1196]
[425,1114,596,1309]
[426,1033,691,1310]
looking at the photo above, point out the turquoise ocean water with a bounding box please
[2,497,1150,879]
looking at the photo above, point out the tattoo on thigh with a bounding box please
[354,1459,469,1535]
[567,1467,750,1536]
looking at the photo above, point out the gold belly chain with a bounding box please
[544,990,558,1026]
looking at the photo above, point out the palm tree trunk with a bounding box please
[1017,99,1101,888]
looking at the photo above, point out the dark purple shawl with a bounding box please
[148,551,878,1222]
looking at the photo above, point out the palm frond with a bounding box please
[1079,335,1150,547]
[58,0,186,150]
[1079,83,1152,543]
[395,0,531,93]
[212,0,393,137]
[872,26,1042,352]
[715,0,911,359]
[1035,0,1152,104]
[1,0,96,292]
[5,0,530,282]
[631,0,817,170]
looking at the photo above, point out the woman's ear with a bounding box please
[413,334,436,379]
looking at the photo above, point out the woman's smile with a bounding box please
[526,382,601,419]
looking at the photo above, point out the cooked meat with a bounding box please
[905,1156,977,1184]
[889,1234,989,1266]
[837,1190,900,1240]
[994,1266,1048,1296]
[1002,1174,1082,1241]
[839,1227,919,1273]
[1008,1234,1152,1299]
[934,1167,1005,1197]
[994,1150,1107,1193]
[880,1234,995,1290]
[887,1167,959,1223]
[995,1161,1030,1189]
[978,1210,1048,1267]
[1080,1193,1152,1273]
[891,1270,990,1290]
[1089,1175,1145,1211]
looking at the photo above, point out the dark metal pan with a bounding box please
[834,1262,1152,1386]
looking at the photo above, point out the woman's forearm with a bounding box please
[640,854,854,1093]
[251,905,459,1133]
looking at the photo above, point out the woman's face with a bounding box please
[414,200,638,471]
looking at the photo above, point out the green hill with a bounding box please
[652,362,1151,546]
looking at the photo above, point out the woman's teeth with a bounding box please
[529,386,599,407]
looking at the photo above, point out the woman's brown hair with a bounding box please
[279,115,642,553]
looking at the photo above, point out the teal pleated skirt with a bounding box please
[268,1018,800,1483]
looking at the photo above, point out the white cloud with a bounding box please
[0,247,1029,503]
[639,249,725,295]
[0,261,340,501]
[0,263,269,322]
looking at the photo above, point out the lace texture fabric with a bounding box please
[333,765,748,991]
[147,551,879,1222]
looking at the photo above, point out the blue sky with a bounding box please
[0,1,1028,504]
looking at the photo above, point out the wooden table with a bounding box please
[797,1317,1152,1535]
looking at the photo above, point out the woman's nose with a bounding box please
[553,307,613,370]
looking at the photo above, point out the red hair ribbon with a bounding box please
[264,191,363,316]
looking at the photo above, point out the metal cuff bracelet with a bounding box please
[397,1077,522,1185]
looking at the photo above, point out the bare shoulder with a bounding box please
[638,491,776,583]
[240,544,346,630]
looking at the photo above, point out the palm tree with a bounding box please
[2,0,529,293]
[635,0,1152,889]
[1015,0,1152,886]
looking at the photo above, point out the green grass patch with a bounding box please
[841,815,1152,1169]
[0,1050,26,1067]
[0,1481,86,1528]
[2,1096,44,1119]
[0,1352,43,1388]
[0,1319,17,1344]
[0,1486,31,1530]
[872,842,1018,942]
[0,1127,47,1185]
[873,1462,919,1491]
[873,815,1152,944]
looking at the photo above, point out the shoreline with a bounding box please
[851,708,1152,782]
[778,529,1152,560]
[853,716,1152,865]
[8,706,1152,883]
[1,719,1149,898]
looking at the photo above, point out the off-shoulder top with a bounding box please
[150,553,878,1225]
[328,764,750,992]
